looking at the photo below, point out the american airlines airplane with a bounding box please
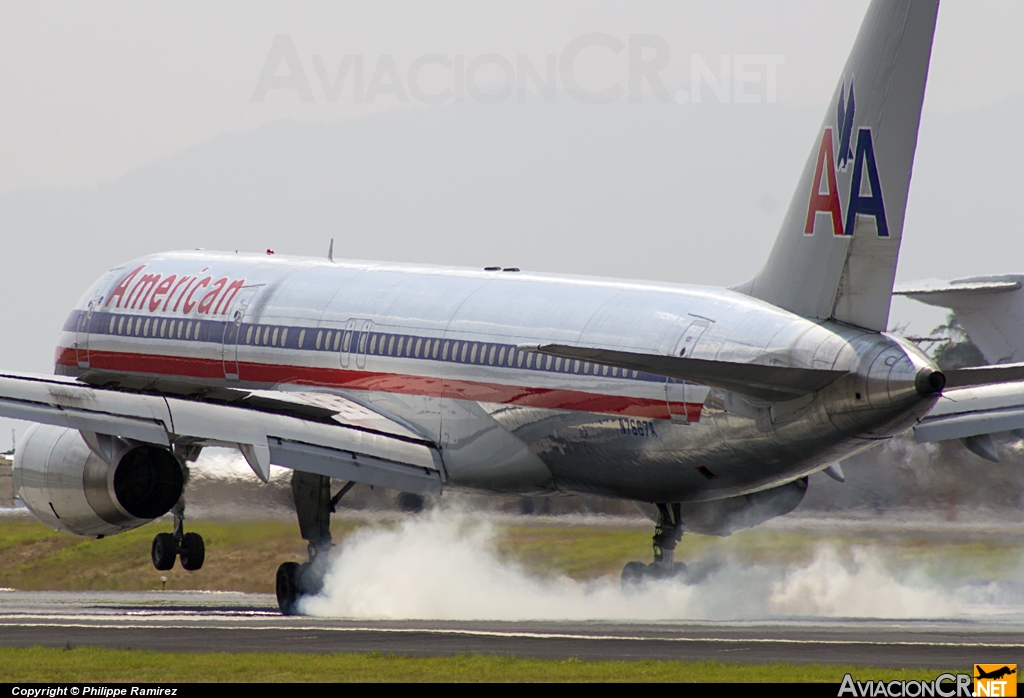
[4,0,1020,615]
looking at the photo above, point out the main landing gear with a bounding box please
[151,497,205,572]
[621,503,686,586]
[276,473,356,615]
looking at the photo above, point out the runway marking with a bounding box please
[1,620,1022,649]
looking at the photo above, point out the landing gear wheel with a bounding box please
[621,560,688,588]
[397,492,424,513]
[621,561,647,587]
[180,532,205,571]
[276,561,301,615]
[151,533,177,571]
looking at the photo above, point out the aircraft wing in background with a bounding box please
[0,371,443,494]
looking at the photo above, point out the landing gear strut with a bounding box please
[622,502,685,586]
[276,472,354,615]
[150,496,205,572]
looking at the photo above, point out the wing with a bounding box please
[519,344,847,402]
[0,371,443,494]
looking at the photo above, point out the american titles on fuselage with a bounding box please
[804,81,890,238]
[104,264,247,317]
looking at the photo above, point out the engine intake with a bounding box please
[13,424,184,537]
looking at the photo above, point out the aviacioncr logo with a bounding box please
[803,80,889,238]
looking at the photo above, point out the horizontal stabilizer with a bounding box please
[943,363,1024,390]
[914,381,1024,445]
[519,344,847,402]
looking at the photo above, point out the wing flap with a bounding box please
[519,344,847,402]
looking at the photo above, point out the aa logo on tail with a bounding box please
[804,81,889,238]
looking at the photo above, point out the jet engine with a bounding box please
[13,424,184,538]
[636,477,807,536]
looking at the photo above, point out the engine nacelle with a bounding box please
[13,424,184,537]
[636,477,808,536]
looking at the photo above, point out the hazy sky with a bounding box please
[1,1,1022,193]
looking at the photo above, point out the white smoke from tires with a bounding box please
[298,508,993,620]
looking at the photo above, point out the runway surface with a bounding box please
[1,590,1021,668]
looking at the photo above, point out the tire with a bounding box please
[621,561,648,588]
[179,532,205,571]
[277,561,301,615]
[151,533,177,571]
[397,492,424,513]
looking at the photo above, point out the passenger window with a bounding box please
[415,338,422,358]
[246,326,253,344]
[108,317,116,334]
[508,348,515,366]
[431,340,439,359]
[573,360,580,373]
[185,321,193,339]
[369,334,377,354]
[602,365,609,376]
[460,342,468,363]
[333,332,341,351]
[143,318,151,337]
[272,327,279,346]
[396,337,404,355]
[470,344,478,363]
[498,347,506,365]
[554,357,562,372]
[526,353,533,368]
[545,355,552,370]
[517,350,524,368]
[282,328,288,346]
[488,345,496,365]
[118,317,125,334]
[387,335,395,355]
[176,321,183,339]
[298,328,306,348]
[442,341,450,360]
[342,330,351,352]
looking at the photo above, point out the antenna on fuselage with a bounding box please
[328,238,334,262]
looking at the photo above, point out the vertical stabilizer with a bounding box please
[741,0,938,332]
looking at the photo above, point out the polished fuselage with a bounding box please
[55,251,939,503]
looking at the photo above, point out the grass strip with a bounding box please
[0,647,953,683]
